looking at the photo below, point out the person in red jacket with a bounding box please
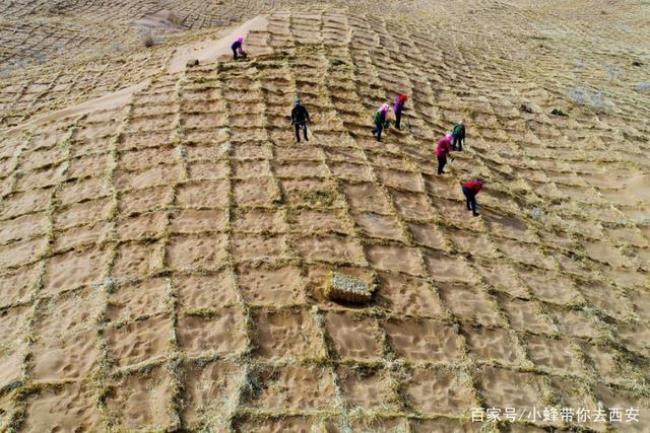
[393,93,408,130]
[436,133,453,175]
[461,179,484,216]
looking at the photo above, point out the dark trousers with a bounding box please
[232,46,246,60]
[462,186,478,214]
[372,122,383,141]
[437,154,447,174]
[395,109,402,129]
[453,135,463,151]
[295,123,308,142]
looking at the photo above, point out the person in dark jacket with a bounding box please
[231,37,246,60]
[393,93,408,130]
[372,103,391,142]
[452,120,466,151]
[291,98,311,142]
[461,178,484,216]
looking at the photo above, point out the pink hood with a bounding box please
[438,134,453,145]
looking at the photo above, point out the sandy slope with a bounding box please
[167,15,270,73]
[0,1,649,433]
[7,15,270,133]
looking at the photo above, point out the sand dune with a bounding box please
[0,1,649,432]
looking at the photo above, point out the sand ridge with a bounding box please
[0,1,649,433]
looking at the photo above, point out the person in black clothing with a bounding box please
[291,98,310,142]
[231,37,246,60]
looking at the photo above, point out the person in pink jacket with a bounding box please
[436,133,453,175]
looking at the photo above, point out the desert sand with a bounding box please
[0,1,649,432]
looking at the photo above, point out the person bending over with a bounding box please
[461,178,484,216]
[231,36,246,60]
[372,103,391,142]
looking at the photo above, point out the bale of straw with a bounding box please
[325,272,375,304]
